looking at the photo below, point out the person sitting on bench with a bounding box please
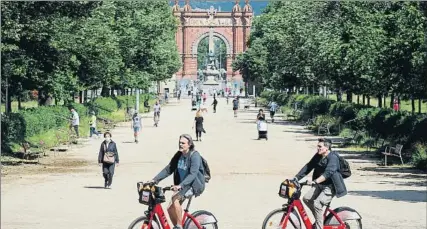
[144,99,150,112]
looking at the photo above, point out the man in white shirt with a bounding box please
[70,108,80,137]
[153,101,161,127]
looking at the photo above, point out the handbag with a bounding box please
[103,142,116,164]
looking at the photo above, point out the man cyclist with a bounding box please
[268,101,279,122]
[149,134,205,229]
[153,101,161,127]
[293,138,347,229]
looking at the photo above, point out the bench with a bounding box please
[97,117,115,131]
[286,109,302,120]
[21,142,42,162]
[382,144,404,166]
[318,121,331,135]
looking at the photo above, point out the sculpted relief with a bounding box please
[184,18,233,27]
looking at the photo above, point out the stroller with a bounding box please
[257,120,268,140]
[191,99,197,111]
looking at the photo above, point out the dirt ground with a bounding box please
[1,98,426,229]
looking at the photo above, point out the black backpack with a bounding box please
[173,151,211,183]
[201,156,211,183]
[335,152,351,179]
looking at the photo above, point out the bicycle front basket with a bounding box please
[137,182,153,205]
[278,180,297,199]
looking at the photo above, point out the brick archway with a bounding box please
[172,1,253,93]
[191,32,232,57]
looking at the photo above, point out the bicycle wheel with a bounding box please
[343,219,362,229]
[262,208,301,229]
[128,216,160,229]
[184,210,218,229]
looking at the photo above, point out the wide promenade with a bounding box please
[1,98,426,229]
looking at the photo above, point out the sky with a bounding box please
[169,0,269,15]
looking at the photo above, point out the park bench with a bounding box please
[286,109,302,120]
[21,142,42,162]
[97,117,115,131]
[317,121,331,135]
[382,144,404,166]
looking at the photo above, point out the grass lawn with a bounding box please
[326,94,426,114]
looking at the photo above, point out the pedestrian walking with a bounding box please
[89,111,100,138]
[193,110,205,141]
[98,132,119,189]
[132,111,143,143]
[212,97,218,113]
[69,107,80,137]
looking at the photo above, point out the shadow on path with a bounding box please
[83,186,106,189]
[349,190,427,203]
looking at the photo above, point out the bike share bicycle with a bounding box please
[262,179,362,229]
[129,182,218,229]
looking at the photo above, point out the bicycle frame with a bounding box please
[281,199,346,229]
[144,198,204,229]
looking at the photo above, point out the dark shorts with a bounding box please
[172,187,194,204]
[270,111,276,116]
[233,107,238,111]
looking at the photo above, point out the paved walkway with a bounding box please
[2,98,426,229]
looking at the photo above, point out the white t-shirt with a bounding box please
[153,104,161,112]
[72,111,79,126]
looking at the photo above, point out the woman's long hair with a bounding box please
[196,110,202,117]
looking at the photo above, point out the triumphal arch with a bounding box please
[171,0,253,95]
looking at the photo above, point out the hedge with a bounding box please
[1,94,155,155]
[261,91,427,169]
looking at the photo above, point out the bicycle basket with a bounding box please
[137,182,154,205]
[278,180,298,199]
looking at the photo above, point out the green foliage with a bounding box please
[234,2,427,110]
[411,143,427,170]
[1,1,180,105]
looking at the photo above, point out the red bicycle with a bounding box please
[262,179,362,229]
[128,182,218,229]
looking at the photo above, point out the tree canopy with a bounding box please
[1,1,181,109]
[233,2,427,111]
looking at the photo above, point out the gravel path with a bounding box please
[1,98,426,229]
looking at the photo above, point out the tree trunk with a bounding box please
[346,92,352,103]
[17,95,22,110]
[378,95,382,108]
[83,90,88,102]
[101,86,110,97]
[336,89,342,102]
[367,96,371,106]
[419,99,422,114]
[383,95,386,109]
[362,95,366,105]
[79,91,83,104]
[390,94,394,108]
[411,97,415,113]
[357,95,360,104]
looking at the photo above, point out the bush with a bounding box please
[302,96,334,119]
[411,143,427,170]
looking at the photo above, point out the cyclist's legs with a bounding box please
[168,188,193,228]
[303,185,335,229]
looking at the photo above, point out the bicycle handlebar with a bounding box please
[140,182,180,192]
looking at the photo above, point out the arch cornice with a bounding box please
[191,32,232,58]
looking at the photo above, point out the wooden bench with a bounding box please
[21,142,42,162]
[382,144,404,166]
